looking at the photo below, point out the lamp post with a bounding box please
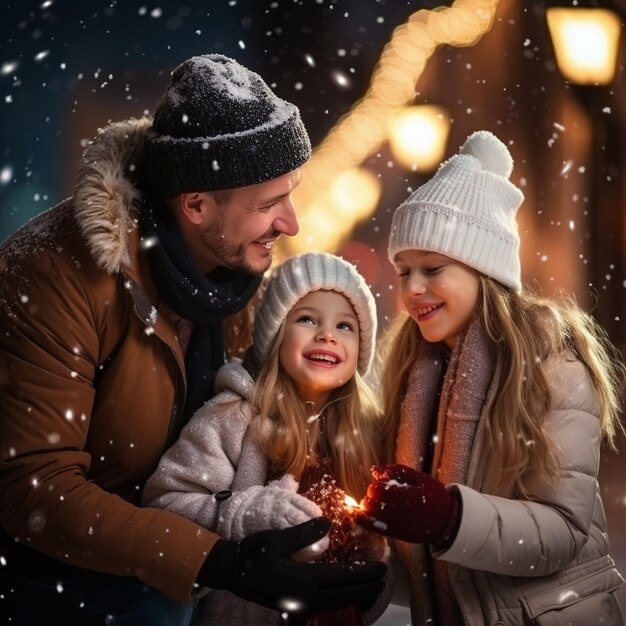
[546,6,621,85]
[546,1,624,345]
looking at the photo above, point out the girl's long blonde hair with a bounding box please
[251,322,381,499]
[379,277,624,495]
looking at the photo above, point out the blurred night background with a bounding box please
[1,0,625,619]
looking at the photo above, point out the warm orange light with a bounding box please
[284,0,499,256]
[388,105,451,172]
[287,168,381,255]
[328,167,382,221]
[547,7,621,85]
[287,203,345,255]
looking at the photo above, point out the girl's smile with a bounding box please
[412,302,444,321]
[303,349,343,366]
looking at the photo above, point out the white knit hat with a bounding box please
[253,252,377,375]
[388,130,525,292]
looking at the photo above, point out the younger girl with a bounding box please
[143,251,391,625]
[356,130,625,625]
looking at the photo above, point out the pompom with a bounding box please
[459,130,513,177]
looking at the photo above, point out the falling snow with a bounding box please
[0,3,624,622]
[0,165,13,185]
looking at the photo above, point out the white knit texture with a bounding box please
[215,475,324,544]
[388,130,524,292]
[253,252,377,374]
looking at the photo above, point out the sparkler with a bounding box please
[343,494,360,509]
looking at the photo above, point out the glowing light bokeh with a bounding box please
[286,0,500,256]
[387,105,451,172]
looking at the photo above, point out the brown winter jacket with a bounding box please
[0,118,221,602]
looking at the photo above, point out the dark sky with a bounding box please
[0,0,442,241]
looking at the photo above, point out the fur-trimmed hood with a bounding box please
[214,358,255,402]
[73,117,152,274]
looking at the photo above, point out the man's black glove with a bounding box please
[197,517,386,614]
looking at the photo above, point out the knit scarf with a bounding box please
[396,319,494,626]
[139,196,261,428]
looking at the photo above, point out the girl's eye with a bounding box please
[425,265,443,274]
[337,321,354,332]
[396,269,409,278]
[296,315,316,324]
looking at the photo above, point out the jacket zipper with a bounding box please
[121,273,188,451]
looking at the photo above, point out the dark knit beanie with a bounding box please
[144,54,312,197]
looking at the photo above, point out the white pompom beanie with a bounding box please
[253,252,377,375]
[388,130,525,292]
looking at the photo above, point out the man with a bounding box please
[0,55,385,625]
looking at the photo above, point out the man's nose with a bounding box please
[273,198,299,236]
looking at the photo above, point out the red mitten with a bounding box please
[354,464,459,545]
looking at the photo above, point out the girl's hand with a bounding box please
[354,464,459,545]
[216,474,328,561]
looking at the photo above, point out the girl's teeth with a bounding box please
[418,304,441,315]
[309,354,336,363]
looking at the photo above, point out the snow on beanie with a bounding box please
[253,252,377,375]
[388,130,525,292]
[144,54,311,197]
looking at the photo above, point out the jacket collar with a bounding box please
[73,117,152,275]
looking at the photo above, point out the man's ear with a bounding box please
[178,192,214,225]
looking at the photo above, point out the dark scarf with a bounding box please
[139,196,261,429]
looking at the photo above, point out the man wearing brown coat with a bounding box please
[0,54,385,625]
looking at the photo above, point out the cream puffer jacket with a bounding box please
[396,354,624,626]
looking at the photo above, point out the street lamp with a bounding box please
[546,6,621,85]
[545,1,624,345]
[387,105,451,172]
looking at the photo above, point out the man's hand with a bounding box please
[197,517,386,614]
[354,464,459,545]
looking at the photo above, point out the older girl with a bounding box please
[357,131,625,625]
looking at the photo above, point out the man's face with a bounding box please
[198,170,301,275]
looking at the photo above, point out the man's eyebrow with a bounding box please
[257,173,301,206]
[256,191,290,206]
